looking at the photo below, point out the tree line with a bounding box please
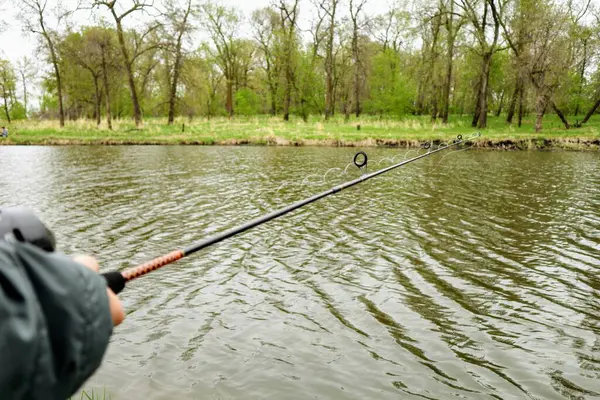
[0,0,598,132]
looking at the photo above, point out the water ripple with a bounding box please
[0,146,599,400]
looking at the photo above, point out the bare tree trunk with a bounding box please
[416,81,426,115]
[495,90,505,116]
[471,76,482,127]
[283,66,291,120]
[350,0,366,118]
[472,96,481,127]
[253,10,278,116]
[39,23,64,126]
[477,52,492,129]
[2,86,10,124]
[100,45,112,130]
[114,18,142,127]
[574,38,587,117]
[325,46,334,119]
[269,82,277,115]
[278,0,298,122]
[283,78,291,121]
[167,56,182,124]
[300,98,308,122]
[167,55,182,125]
[19,2,66,125]
[551,101,570,129]
[19,71,28,117]
[428,13,441,122]
[506,73,521,123]
[518,85,524,127]
[414,46,428,116]
[323,0,338,120]
[353,52,361,117]
[535,92,547,133]
[226,78,234,118]
[33,9,63,125]
[580,97,600,125]
[9,86,16,111]
[332,74,339,117]
[167,0,192,125]
[431,86,438,122]
[441,41,455,123]
[441,2,459,124]
[93,75,101,127]
[50,54,64,127]
[343,90,350,122]
[282,56,293,121]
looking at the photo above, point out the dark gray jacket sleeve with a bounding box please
[0,242,113,400]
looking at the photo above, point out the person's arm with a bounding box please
[0,242,122,400]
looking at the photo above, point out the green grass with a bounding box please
[1,114,599,149]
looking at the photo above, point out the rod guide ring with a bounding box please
[353,151,368,169]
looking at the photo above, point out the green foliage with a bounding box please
[10,102,27,120]
[40,93,59,115]
[293,50,324,119]
[364,50,416,116]
[488,51,510,109]
[234,88,260,116]
[0,59,17,121]
[15,0,600,132]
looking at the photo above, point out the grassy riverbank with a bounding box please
[1,115,599,149]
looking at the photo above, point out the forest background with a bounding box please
[0,0,598,146]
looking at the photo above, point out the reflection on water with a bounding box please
[0,145,599,400]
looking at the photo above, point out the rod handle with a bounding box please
[102,271,126,294]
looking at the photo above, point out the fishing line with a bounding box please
[297,133,478,190]
[221,134,478,211]
[101,133,481,294]
[428,140,477,174]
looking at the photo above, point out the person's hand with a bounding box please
[73,255,125,326]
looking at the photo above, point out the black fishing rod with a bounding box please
[101,133,477,294]
[0,133,478,294]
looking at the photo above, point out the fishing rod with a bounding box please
[101,133,478,294]
[0,133,479,295]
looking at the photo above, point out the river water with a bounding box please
[0,146,599,400]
